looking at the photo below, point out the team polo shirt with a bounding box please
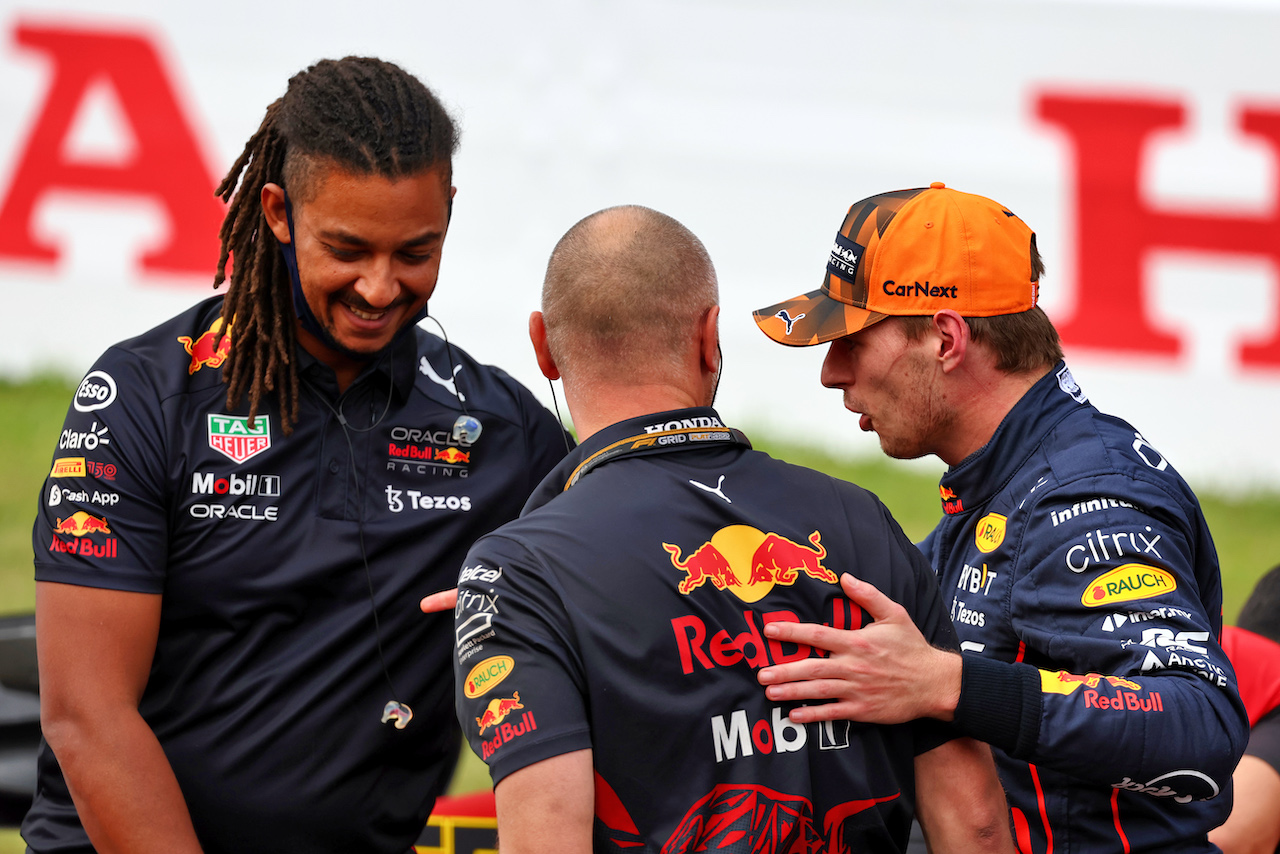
[454,407,959,852]
[25,295,569,854]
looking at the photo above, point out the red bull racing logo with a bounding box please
[476,692,524,735]
[1040,669,1143,695]
[1039,669,1162,713]
[436,447,470,464]
[176,317,232,375]
[664,526,836,603]
[476,692,537,760]
[49,511,117,558]
[940,485,964,515]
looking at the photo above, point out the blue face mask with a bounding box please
[278,191,434,361]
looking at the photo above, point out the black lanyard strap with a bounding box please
[564,426,751,491]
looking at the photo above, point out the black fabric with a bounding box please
[455,408,960,852]
[24,295,570,854]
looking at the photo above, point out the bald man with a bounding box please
[449,205,1014,853]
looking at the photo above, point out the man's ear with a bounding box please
[529,311,561,380]
[699,305,721,377]
[261,183,292,244]
[932,310,970,374]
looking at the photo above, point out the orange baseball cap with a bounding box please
[754,183,1039,346]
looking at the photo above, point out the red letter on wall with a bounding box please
[0,23,223,277]
[1037,93,1280,368]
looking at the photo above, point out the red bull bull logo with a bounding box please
[1040,669,1145,696]
[476,692,524,735]
[664,526,836,603]
[53,511,111,536]
[435,447,470,465]
[940,484,964,515]
[176,317,232,375]
[49,512,117,558]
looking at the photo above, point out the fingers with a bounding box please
[419,588,458,614]
[762,620,847,653]
[839,574,903,624]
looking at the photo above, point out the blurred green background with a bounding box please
[3,377,1279,850]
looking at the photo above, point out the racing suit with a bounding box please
[922,362,1247,853]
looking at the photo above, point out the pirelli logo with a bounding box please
[51,457,86,477]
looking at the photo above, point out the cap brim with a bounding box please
[753,289,888,347]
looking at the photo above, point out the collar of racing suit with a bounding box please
[936,360,1090,517]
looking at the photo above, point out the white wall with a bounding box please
[1,0,1278,490]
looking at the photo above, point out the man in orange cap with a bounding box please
[752,183,1247,853]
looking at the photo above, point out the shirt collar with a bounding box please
[936,361,1089,517]
[522,406,735,514]
[296,326,419,403]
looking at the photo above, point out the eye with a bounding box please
[399,250,433,264]
[325,244,362,261]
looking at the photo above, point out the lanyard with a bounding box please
[564,425,751,491]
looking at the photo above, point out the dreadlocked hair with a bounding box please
[212,56,459,434]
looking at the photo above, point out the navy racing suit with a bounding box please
[922,362,1247,853]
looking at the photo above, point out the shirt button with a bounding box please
[329,460,340,474]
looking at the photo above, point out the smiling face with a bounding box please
[262,160,453,385]
[819,317,954,461]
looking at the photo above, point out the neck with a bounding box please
[564,381,709,441]
[937,364,1051,467]
[296,324,364,394]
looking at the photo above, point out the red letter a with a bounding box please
[0,23,224,277]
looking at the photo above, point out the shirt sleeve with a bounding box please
[513,384,575,498]
[1247,708,1280,776]
[953,475,1248,802]
[34,349,170,593]
[454,533,591,786]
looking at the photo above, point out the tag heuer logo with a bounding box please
[208,415,271,464]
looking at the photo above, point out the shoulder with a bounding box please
[1032,404,1198,512]
[412,330,552,427]
[71,297,228,419]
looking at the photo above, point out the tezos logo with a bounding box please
[384,486,471,513]
[74,371,117,413]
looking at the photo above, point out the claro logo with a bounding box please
[1082,564,1176,607]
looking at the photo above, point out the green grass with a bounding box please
[2,378,1278,834]
[0,377,75,616]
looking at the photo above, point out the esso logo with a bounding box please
[74,371,118,413]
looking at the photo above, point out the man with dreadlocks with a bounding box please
[25,57,569,854]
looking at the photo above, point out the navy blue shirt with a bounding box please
[454,408,959,853]
[25,296,569,853]
[923,363,1247,853]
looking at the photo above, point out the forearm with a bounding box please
[915,736,1014,853]
[45,707,203,854]
[494,749,594,854]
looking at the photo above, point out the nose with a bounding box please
[354,258,400,308]
[820,340,849,389]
